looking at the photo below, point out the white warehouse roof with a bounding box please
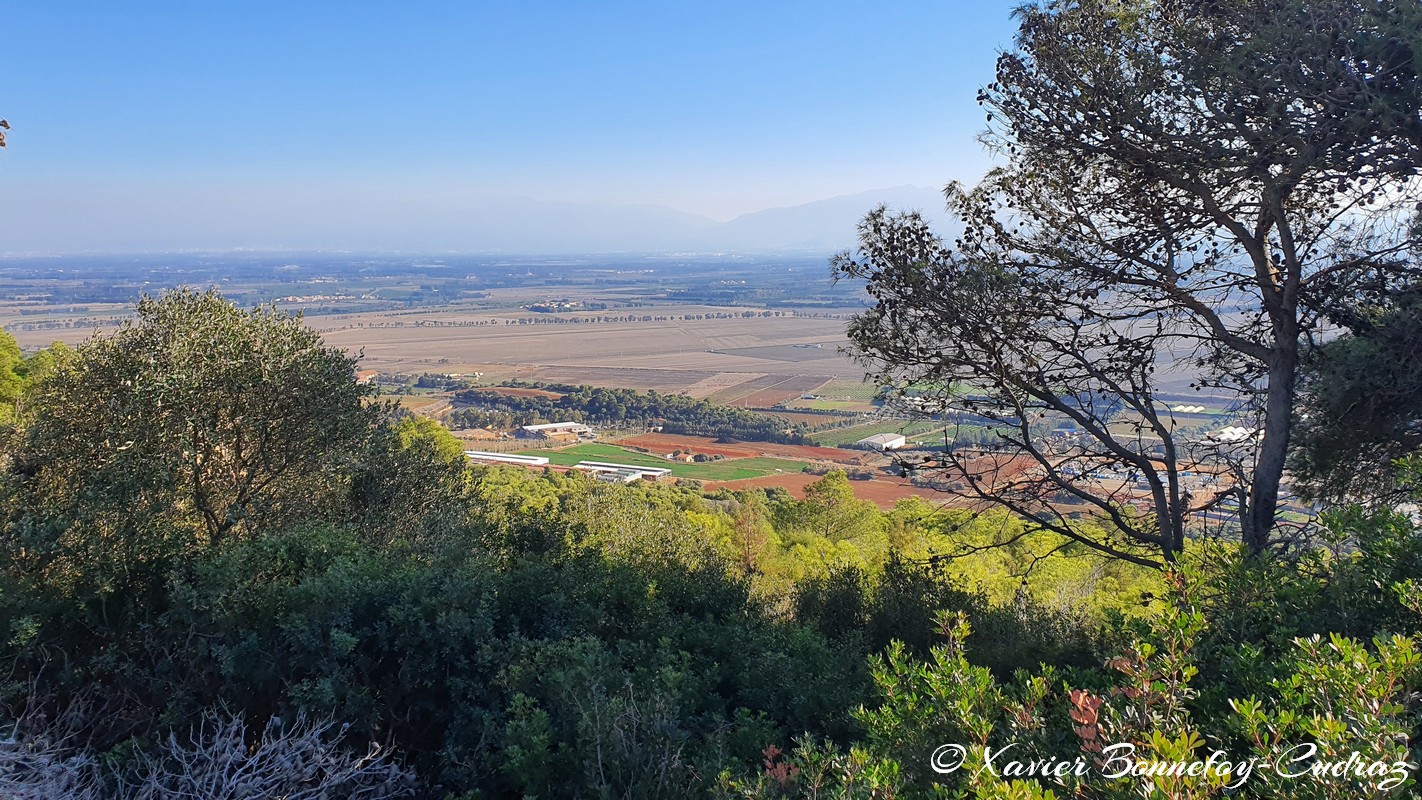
[858,433,907,450]
[522,422,591,432]
[464,451,550,466]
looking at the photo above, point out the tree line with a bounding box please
[453,381,811,443]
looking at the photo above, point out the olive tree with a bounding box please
[834,0,1422,564]
[13,288,379,551]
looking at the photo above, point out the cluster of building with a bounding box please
[461,449,670,484]
[571,461,671,483]
[518,422,594,443]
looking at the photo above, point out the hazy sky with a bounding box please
[2,1,1019,252]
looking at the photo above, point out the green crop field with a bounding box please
[517,443,671,467]
[515,443,805,481]
[908,427,955,445]
[811,378,882,401]
[786,398,879,412]
[675,457,808,481]
[811,419,945,447]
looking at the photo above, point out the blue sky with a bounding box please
[1,1,1019,252]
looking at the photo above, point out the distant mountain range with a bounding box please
[1,184,959,255]
[698,185,955,254]
[374,185,957,254]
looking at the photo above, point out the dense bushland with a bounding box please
[1,291,1418,798]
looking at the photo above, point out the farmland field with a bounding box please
[309,302,866,392]
[387,395,445,412]
[812,378,882,401]
[705,375,781,405]
[738,376,834,407]
[1,269,884,404]
[784,397,880,413]
[764,411,844,427]
[810,419,946,447]
[679,372,767,399]
[707,373,829,406]
[515,443,674,468]
[670,458,811,481]
[514,442,808,481]
[613,432,865,463]
[711,344,840,363]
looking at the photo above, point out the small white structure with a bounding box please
[593,469,643,484]
[1209,426,1259,443]
[521,422,592,436]
[464,451,550,466]
[858,433,907,451]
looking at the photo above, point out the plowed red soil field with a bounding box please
[614,433,865,464]
[740,388,807,407]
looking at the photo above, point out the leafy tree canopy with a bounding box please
[834,0,1422,564]
[1292,292,1422,502]
[11,288,378,556]
[0,330,24,422]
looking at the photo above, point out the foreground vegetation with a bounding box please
[0,290,1418,799]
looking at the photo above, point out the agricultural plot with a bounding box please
[918,422,1004,445]
[313,304,864,390]
[514,442,808,481]
[679,372,767,399]
[705,374,832,406]
[810,419,946,447]
[812,378,882,401]
[705,372,784,403]
[517,443,673,468]
[387,395,445,412]
[711,344,840,363]
[613,432,863,463]
[766,411,844,428]
[784,397,879,413]
[1,304,130,349]
[5,286,872,403]
[908,427,957,446]
[706,373,796,405]
[521,366,710,392]
[677,457,812,481]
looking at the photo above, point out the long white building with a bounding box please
[464,451,551,466]
[572,461,671,480]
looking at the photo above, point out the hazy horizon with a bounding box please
[2,2,1013,254]
[0,184,960,257]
